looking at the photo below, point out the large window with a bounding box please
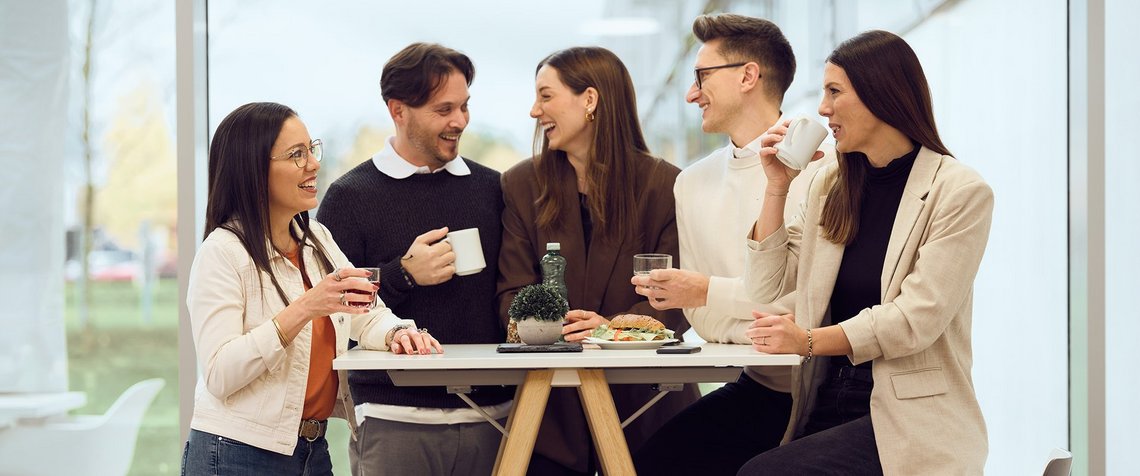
[1,0,178,475]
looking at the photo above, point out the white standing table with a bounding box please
[0,391,86,430]
[334,343,799,475]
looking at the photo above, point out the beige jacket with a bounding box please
[186,220,405,455]
[745,147,993,475]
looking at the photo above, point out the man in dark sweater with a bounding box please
[316,43,511,476]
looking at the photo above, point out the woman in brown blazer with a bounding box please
[738,31,993,475]
[497,46,700,475]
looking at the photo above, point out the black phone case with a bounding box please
[496,343,583,353]
[656,345,702,354]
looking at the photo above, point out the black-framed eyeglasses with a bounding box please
[693,62,749,89]
[270,139,323,168]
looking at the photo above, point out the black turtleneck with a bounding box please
[828,144,920,369]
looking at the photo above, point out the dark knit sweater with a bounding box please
[316,158,513,409]
[828,144,919,371]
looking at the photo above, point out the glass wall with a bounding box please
[0,0,179,474]
[199,0,1073,473]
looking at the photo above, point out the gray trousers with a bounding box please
[349,417,506,476]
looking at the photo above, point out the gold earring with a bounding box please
[586,109,596,122]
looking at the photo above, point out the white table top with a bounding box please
[0,391,87,429]
[334,343,801,371]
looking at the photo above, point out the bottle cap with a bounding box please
[546,242,560,251]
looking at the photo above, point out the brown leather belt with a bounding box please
[299,419,327,442]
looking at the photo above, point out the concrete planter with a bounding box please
[516,319,562,345]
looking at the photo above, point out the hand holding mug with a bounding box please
[401,227,456,286]
[759,118,827,192]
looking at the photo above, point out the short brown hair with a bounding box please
[692,13,795,102]
[380,43,474,108]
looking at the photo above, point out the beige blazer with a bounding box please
[745,147,993,475]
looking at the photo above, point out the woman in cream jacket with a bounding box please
[737,31,993,475]
[183,102,441,475]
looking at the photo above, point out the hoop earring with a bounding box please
[586,110,596,122]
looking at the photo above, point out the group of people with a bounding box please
[183,11,993,476]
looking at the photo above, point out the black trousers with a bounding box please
[633,374,792,476]
[737,363,882,476]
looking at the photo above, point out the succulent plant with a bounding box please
[508,284,569,322]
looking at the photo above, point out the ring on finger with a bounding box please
[333,269,343,281]
[340,291,347,306]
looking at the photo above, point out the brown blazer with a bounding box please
[746,147,993,475]
[497,155,700,472]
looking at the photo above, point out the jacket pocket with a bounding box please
[889,367,947,399]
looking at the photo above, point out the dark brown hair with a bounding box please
[381,43,475,108]
[532,47,656,239]
[692,13,796,102]
[820,30,951,245]
[204,102,336,306]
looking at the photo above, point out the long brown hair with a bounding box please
[204,102,336,306]
[821,30,951,245]
[532,46,654,239]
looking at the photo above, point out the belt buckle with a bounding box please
[299,419,322,442]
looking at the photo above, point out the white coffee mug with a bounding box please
[445,228,486,276]
[774,116,829,170]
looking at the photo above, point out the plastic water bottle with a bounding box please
[541,242,568,304]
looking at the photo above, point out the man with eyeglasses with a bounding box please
[316,43,510,476]
[631,13,829,475]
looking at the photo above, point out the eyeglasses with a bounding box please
[693,62,749,90]
[270,139,323,168]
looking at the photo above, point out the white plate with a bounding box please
[583,337,679,350]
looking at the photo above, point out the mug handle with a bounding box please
[784,118,803,147]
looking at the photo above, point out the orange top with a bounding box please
[285,248,338,421]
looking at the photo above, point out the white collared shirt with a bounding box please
[371,136,471,178]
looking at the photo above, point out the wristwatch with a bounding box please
[399,265,417,288]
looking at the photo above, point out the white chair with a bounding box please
[0,378,165,476]
[1043,447,1073,476]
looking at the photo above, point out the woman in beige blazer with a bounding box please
[737,31,993,475]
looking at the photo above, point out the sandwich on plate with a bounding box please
[591,314,675,342]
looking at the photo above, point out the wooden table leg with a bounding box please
[576,369,636,475]
[493,369,554,476]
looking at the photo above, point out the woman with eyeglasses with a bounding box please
[737,30,992,475]
[182,102,441,475]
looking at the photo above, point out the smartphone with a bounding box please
[657,345,702,354]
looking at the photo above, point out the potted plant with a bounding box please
[508,284,569,345]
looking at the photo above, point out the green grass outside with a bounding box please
[65,279,181,475]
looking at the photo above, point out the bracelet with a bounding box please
[386,324,413,347]
[804,328,813,363]
[272,318,290,348]
[399,265,417,288]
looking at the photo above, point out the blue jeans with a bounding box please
[182,429,333,476]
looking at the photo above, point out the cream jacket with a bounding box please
[186,220,405,455]
[745,147,993,475]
